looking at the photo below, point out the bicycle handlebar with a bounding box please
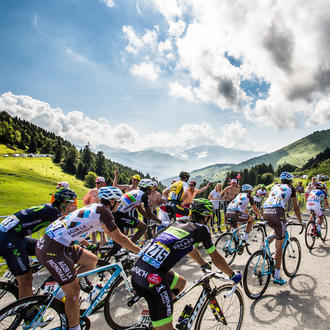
[287,220,304,234]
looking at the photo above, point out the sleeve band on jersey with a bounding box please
[170,272,179,290]
[206,245,216,254]
[152,315,173,328]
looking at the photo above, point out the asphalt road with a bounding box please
[2,211,330,329]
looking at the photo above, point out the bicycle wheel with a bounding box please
[104,276,149,329]
[194,284,244,330]
[246,225,265,256]
[282,237,301,277]
[305,221,316,249]
[0,281,18,310]
[321,216,328,242]
[215,233,237,265]
[243,250,272,300]
[0,295,67,330]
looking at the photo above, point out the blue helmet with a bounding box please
[280,172,294,181]
[98,186,122,201]
[242,184,253,192]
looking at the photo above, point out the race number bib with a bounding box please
[0,215,19,232]
[141,242,170,269]
[46,220,67,239]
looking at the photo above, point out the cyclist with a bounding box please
[226,184,262,244]
[306,182,329,236]
[36,186,140,330]
[253,184,268,210]
[0,187,77,300]
[131,198,242,330]
[263,172,303,285]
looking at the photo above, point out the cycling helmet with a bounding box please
[242,184,253,192]
[139,179,154,190]
[98,186,122,201]
[179,171,190,180]
[280,172,294,181]
[57,181,69,188]
[191,198,214,217]
[54,187,77,203]
[260,184,266,188]
[315,182,323,189]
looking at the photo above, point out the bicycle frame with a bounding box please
[27,261,130,329]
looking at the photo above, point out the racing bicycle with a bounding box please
[305,210,328,249]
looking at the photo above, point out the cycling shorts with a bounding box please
[113,211,140,231]
[165,202,190,221]
[0,232,37,276]
[225,210,249,223]
[263,207,286,240]
[131,260,177,328]
[35,234,83,286]
[306,203,324,217]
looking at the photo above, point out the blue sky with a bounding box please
[0,0,329,154]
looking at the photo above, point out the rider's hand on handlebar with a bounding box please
[201,262,212,273]
[229,272,242,284]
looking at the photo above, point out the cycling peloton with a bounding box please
[131,198,242,330]
[226,184,262,244]
[263,172,303,285]
[36,186,140,330]
[306,181,329,236]
[0,187,77,301]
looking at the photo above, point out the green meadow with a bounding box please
[0,153,89,216]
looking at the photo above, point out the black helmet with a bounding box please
[190,198,214,221]
[54,187,77,203]
[179,171,190,180]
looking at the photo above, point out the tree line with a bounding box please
[0,111,160,188]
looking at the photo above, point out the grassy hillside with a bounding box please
[0,154,89,216]
[189,129,330,183]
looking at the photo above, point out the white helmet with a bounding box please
[98,186,122,201]
[139,179,154,190]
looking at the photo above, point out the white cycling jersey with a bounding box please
[45,203,117,247]
[117,189,148,213]
[227,193,254,213]
[263,184,295,209]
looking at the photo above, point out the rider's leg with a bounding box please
[16,271,33,298]
[75,248,98,274]
[246,216,253,234]
[170,273,186,298]
[274,237,285,278]
[131,221,147,243]
[61,278,81,328]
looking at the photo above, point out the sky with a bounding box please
[0,0,329,155]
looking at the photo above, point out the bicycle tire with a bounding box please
[305,221,316,249]
[0,281,18,311]
[321,216,328,242]
[194,284,244,330]
[282,237,301,277]
[0,295,67,330]
[246,225,265,256]
[215,232,237,265]
[104,276,149,329]
[243,250,272,300]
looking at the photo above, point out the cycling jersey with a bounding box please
[263,184,296,209]
[117,189,149,213]
[227,193,254,213]
[307,189,326,216]
[0,204,62,236]
[136,219,215,273]
[167,181,185,203]
[45,203,117,247]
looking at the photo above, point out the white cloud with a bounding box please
[99,0,115,8]
[127,0,330,128]
[130,61,160,81]
[65,47,88,63]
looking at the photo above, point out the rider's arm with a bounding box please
[137,205,162,224]
[291,197,302,222]
[252,204,261,219]
[209,249,233,277]
[104,226,140,253]
[188,247,207,266]
[162,187,170,199]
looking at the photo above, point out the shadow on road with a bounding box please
[249,274,330,329]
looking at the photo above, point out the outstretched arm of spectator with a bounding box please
[197,182,210,194]
[113,168,129,191]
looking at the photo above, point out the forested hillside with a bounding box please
[0,111,155,185]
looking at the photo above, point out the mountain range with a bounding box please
[100,144,263,179]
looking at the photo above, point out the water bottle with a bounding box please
[107,239,114,248]
[88,284,103,303]
[176,304,193,328]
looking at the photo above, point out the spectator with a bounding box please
[254,184,268,210]
[305,177,316,202]
[83,176,107,244]
[182,181,211,207]
[295,181,305,207]
[113,168,141,193]
[208,183,223,232]
[221,179,241,217]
